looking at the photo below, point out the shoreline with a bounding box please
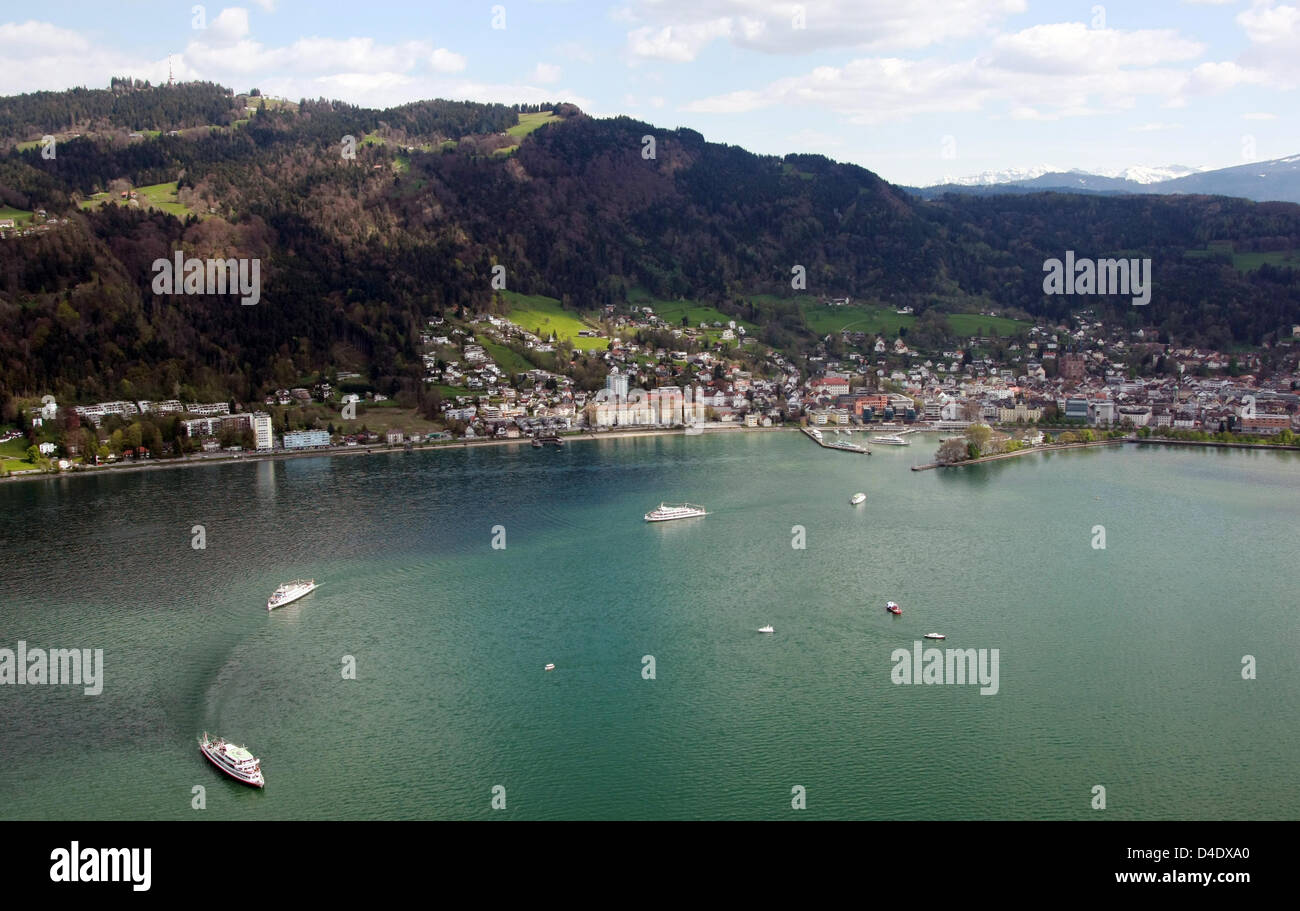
[912,437,1125,470]
[0,424,794,486]
[5,425,1295,486]
[1132,437,1300,452]
[912,434,1300,470]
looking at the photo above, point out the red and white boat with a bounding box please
[886,601,902,615]
[198,732,265,788]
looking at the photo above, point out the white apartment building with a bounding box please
[251,412,273,450]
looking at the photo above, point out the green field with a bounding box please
[481,339,536,375]
[794,298,1027,338]
[500,291,608,350]
[1183,241,1300,273]
[1232,249,1300,272]
[947,312,1029,336]
[79,181,195,218]
[0,435,34,472]
[627,288,758,343]
[134,182,191,217]
[801,302,913,336]
[0,206,34,227]
[507,111,559,139]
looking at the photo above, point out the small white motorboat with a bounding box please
[544,663,556,671]
[924,633,946,640]
[851,492,866,505]
[757,625,774,634]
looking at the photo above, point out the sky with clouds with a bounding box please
[1,0,1296,185]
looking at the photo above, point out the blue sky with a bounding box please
[1,1,1296,185]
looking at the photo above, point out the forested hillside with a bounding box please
[1,81,1298,406]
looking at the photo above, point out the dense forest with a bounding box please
[0,81,1298,405]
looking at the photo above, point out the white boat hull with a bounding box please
[199,738,265,788]
[644,504,709,522]
[267,582,317,611]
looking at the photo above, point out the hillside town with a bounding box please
[4,300,1299,475]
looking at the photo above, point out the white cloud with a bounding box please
[1187,60,1269,92]
[683,22,1223,123]
[429,48,467,73]
[0,20,174,94]
[1234,1,1300,87]
[627,19,733,62]
[532,63,562,83]
[1242,111,1278,119]
[987,23,1203,73]
[0,17,483,106]
[0,20,90,54]
[208,8,252,45]
[624,0,1028,61]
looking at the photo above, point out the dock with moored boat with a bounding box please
[801,426,870,454]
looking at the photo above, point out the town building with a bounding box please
[283,429,330,449]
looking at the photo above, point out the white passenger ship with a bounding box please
[198,732,265,788]
[872,434,911,445]
[644,503,709,522]
[266,579,317,611]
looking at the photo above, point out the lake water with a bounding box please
[1,432,1296,819]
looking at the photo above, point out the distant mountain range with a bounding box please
[944,164,1204,187]
[914,154,1300,204]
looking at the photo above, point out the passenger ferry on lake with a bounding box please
[266,579,317,611]
[198,732,265,788]
[872,434,911,445]
[644,503,709,522]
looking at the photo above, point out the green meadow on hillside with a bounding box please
[0,435,35,472]
[0,205,35,226]
[500,291,608,350]
[791,296,1027,338]
[507,111,559,139]
[78,181,195,218]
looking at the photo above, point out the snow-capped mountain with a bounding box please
[942,164,1202,187]
[914,155,1300,204]
[944,166,1068,186]
[1105,164,1204,184]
